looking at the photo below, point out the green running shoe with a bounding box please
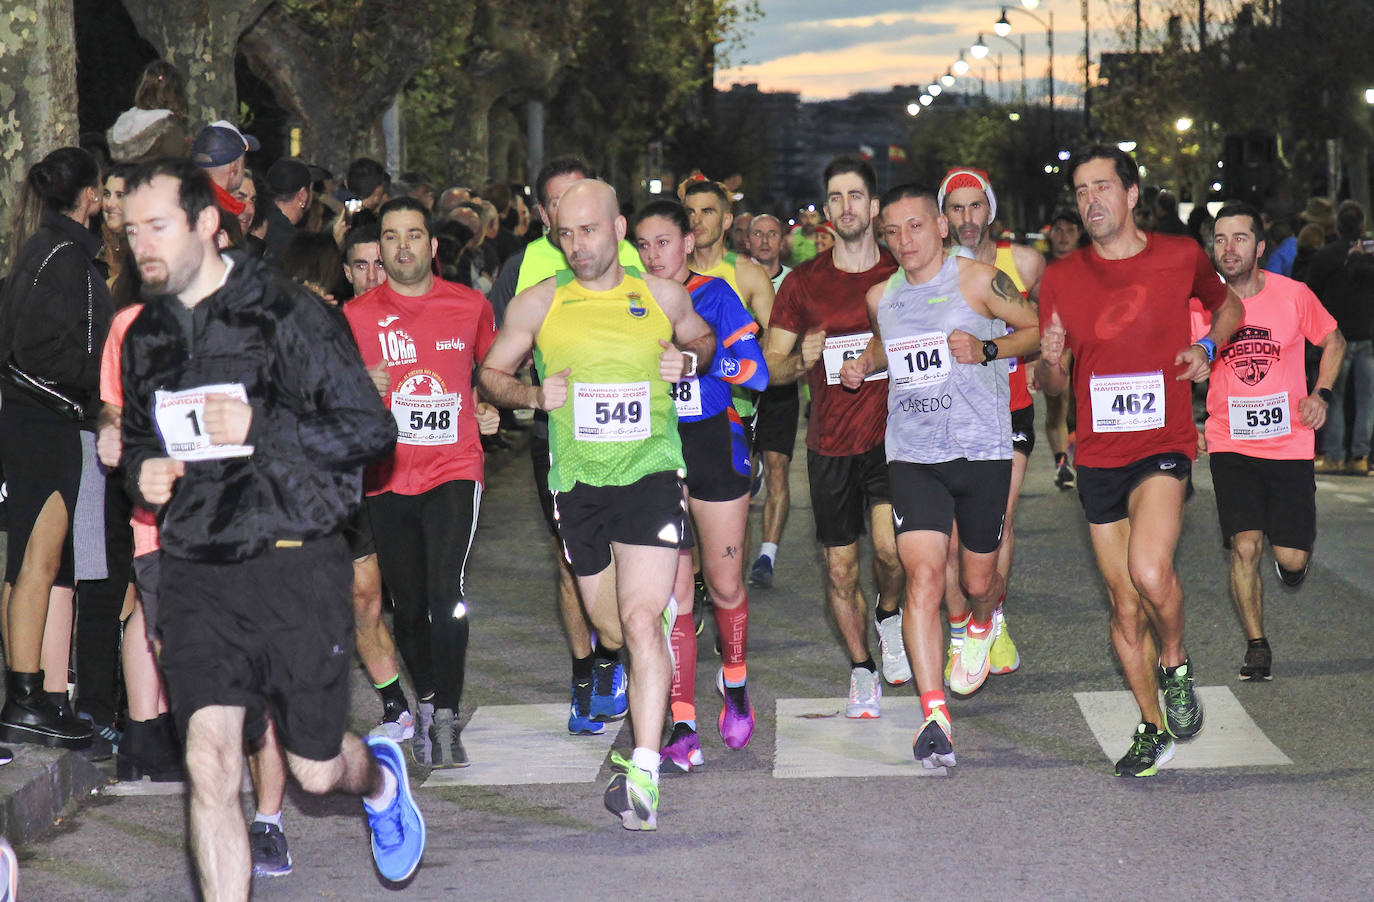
[603,751,659,830]
[1159,659,1204,739]
[1114,722,1175,777]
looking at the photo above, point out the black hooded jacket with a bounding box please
[119,249,395,562]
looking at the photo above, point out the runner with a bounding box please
[936,167,1044,694]
[487,157,634,735]
[746,214,797,588]
[119,159,423,892]
[343,197,501,769]
[1036,145,1244,776]
[633,200,770,772]
[762,155,908,717]
[840,183,1040,766]
[478,179,715,830]
[1043,208,1085,490]
[1206,201,1344,681]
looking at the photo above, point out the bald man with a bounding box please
[478,180,715,831]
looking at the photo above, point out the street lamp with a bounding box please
[1176,116,1193,132]
[953,50,970,76]
[907,102,921,117]
[971,36,989,59]
[919,94,934,106]
[995,5,1054,141]
[928,82,942,97]
[1364,87,1374,104]
[1021,0,1041,8]
[940,70,956,88]
[973,31,1027,105]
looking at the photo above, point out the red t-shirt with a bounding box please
[1205,272,1336,460]
[769,248,898,456]
[1039,234,1229,468]
[344,278,496,495]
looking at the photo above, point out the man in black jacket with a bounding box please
[118,159,425,895]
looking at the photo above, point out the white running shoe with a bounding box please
[876,611,912,685]
[949,623,992,697]
[845,667,882,719]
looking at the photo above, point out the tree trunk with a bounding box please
[121,0,274,129]
[446,76,499,186]
[238,6,434,175]
[0,0,79,271]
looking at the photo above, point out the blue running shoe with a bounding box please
[748,554,774,588]
[590,659,627,721]
[364,736,425,883]
[569,678,604,734]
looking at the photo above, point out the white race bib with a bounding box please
[391,392,459,446]
[153,383,255,461]
[573,382,652,442]
[1227,391,1291,440]
[1089,371,1165,433]
[823,332,887,386]
[883,332,952,389]
[670,377,703,418]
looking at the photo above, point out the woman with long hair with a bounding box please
[106,60,189,163]
[0,146,114,749]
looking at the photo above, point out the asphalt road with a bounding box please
[15,414,1374,900]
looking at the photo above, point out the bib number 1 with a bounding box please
[153,383,255,461]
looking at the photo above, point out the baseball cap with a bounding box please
[191,126,249,168]
[267,158,312,196]
[208,120,261,153]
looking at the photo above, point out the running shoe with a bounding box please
[1054,462,1076,490]
[0,747,11,766]
[369,707,415,743]
[568,678,604,735]
[0,836,14,902]
[748,554,774,588]
[988,604,1021,675]
[876,611,911,686]
[1273,558,1307,588]
[694,572,711,617]
[845,667,881,719]
[715,668,755,749]
[249,821,292,878]
[1239,642,1272,682]
[364,736,426,882]
[660,722,704,774]
[943,633,964,689]
[604,751,659,831]
[1113,722,1175,777]
[431,707,469,768]
[912,706,956,769]
[411,701,434,767]
[948,622,993,697]
[590,658,628,721]
[1159,659,1204,739]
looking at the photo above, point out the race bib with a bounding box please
[823,332,887,386]
[1089,371,1165,433]
[391,392,459,446]
[573,382,652,442]
[670,377,703,418]
[1228,391,1290,440]
[884,332,952,390]
[153,383,255,461]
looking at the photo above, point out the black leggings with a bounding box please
[366,481,480,711]
[74,471,134,724]
[0,394,81,587]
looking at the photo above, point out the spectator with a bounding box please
[106,60,190,163]
[0,147,114,750]
[261,158,313,265]
[1261,201,1298,276]
[97,162,138,308]
[280,231,347,303]
[1154,190,1188,235]
[340,157,390,213]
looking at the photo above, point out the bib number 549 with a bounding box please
[595,400,642,424]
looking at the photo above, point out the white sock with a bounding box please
[631,746,661,782]
[364,761,398,812]
[760,542,778,564]
[254,811,282,828]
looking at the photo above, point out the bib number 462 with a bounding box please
[595,400,642,424]
[1110,392,1156,416]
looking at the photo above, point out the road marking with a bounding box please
[1074,687,1291,769]
[1335,493,1367,503]
[423,703,621,786]
[773,698,948,778]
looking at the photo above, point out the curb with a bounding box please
[0,745,105,847]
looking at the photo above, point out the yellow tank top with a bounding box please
[534,266,684,491]
[994,242,1029,293]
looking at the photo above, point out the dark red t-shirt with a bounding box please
[1039,234,1228,468]
[769,248,898,456]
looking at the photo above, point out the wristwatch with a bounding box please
[1318,387,1333,404]
[681,350,698,378]
[980,339,999,366]
[1194,336,1217,363]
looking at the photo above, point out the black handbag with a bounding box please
[0,240,91,422]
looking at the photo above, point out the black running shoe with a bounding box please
[1114,722,1175,777]
[1239,642,1272,682]
[1159,659,1204,739]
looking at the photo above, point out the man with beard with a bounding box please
[1205,201,1343,681]
[762,155,908,717]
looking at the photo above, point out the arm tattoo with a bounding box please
[991,270,1037,313]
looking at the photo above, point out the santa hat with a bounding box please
[937,167,997,221]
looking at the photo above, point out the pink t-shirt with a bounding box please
[1205,272,1337,459]
[100,304,161,557]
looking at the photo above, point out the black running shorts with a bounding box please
[753,382,800,457]
[553,470,687,577]
[806,444,891,547]
[1011,401,1036,458]
[1209,452,1316,552]
[888,458,1012,553]
[1076,452,1193,525]
[680,409,751,502]
[341,503,377,560]
[159,535,354,762]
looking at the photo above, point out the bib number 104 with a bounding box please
[595,400,642,424]
[903,348,942,372]
[1110,392,1156,416]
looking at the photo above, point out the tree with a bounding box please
[0,0,79,271]
[121,0,274,127]
[239,0,443,175]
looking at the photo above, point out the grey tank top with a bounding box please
[876,255,1011,463]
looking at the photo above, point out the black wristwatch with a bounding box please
[980,339,999,365]
[1318,387,1333,404]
